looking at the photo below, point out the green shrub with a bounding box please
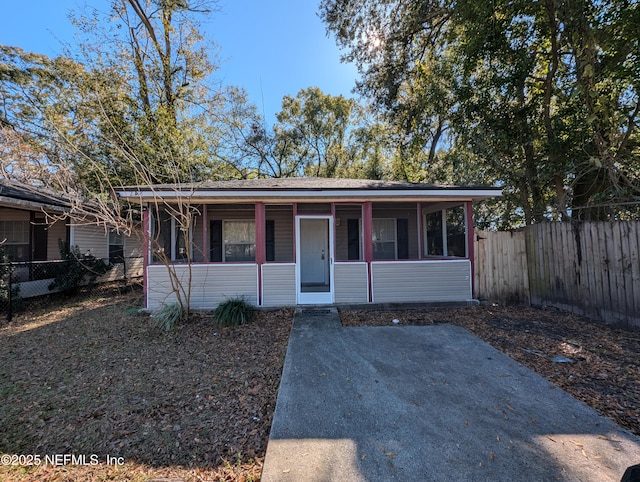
[49,240,112,294]
[151,302,186,331]
[214,297,255,327]
[0,246,20,311]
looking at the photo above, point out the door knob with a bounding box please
[321,250,325,260]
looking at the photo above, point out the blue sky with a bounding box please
[0,0,360,126]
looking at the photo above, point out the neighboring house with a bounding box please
[118,178,501,309]
[0,179,70,263]
[0,179,143,297]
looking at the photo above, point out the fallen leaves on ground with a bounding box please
[2,294,638,482]
[0,289,292,482]
[340,305,640,437]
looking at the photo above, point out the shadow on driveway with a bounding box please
[262,310,640,481]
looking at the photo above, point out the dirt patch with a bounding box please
[341,305,640,437]
[0,290,292,481]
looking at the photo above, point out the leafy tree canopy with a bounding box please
[320,0,640,224]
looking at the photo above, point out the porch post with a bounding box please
[465,201,475,298]
[331,203,336,258]
[202,204,208,263]
[255,202,266,306]
[417,202,423,259]
[363,201,373,303]
[292,203,298,262]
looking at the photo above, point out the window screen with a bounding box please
[224,220,255,262]
[372,218,396,260]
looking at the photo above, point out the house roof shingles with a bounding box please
[0,179,70,211]
[118,177,501,202]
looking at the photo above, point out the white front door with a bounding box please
[296,216,334,304]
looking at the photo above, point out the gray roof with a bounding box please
[121,177,499,192]
[118,177,501,202]
[0,179,70,210]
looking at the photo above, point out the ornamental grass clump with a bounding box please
[151,302,187,331]
[214,297,255,327]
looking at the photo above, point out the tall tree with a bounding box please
[273,87,363,177]
[0,1,255,191]
[0,1,241,318]
[228,87,383,179]
[67,0,227,185]
[320,0,640,224]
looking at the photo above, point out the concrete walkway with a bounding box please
[261,308,640,481]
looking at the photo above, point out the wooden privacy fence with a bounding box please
[474,221,640,329]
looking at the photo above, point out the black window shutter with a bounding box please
[266,220,275,262]
[347,219,360,260]
[210,220,222,262]
[397,218,409,259]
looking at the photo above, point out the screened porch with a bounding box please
[144,200,475,309]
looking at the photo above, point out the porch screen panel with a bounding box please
[372,218,396,260]
[424,205,467,258]
[397,219,409,259]
[151,207,172,263]
[372,203,419,259]
[347,219,360,260]
[265,205,294,262]
[265,220,275,262]
[425,212,444,256]
[335,205,363,261]
[223,220,255,262]
[446,206,466,257]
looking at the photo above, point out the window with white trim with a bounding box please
[372,218,396,260]
[223,220,255,262]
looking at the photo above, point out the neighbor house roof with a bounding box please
[117,177,502,203]
[0,179,70,212]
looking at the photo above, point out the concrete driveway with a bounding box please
[262,309,640,481]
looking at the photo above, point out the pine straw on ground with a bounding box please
[340,305,640,437]
[0,290,292,482]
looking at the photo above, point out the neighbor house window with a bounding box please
[223,220,255,262]
[372,218,396,260]
[424,205,467,257]
[108,230,124,263]
[0,220,30,262]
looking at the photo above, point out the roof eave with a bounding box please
[0,196,69,213]
[117,188,501,203]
